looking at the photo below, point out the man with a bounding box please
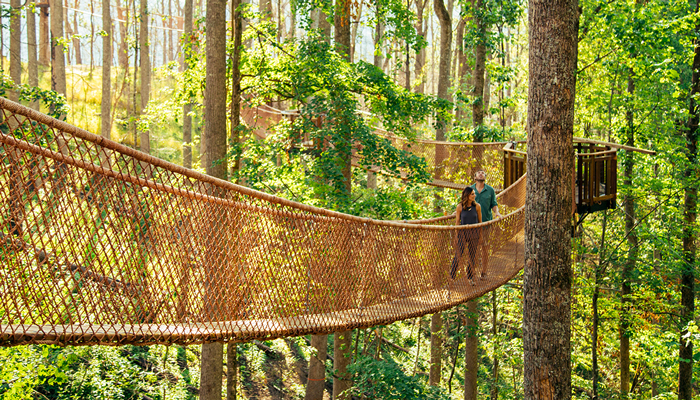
[471,170,502,277]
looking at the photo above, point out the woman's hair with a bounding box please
[461,186,475,208]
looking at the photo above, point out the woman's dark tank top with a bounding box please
[460,202,479,225]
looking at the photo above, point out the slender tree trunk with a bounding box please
[620,66,637,399]
[227,344,237,399]
[333,330,352,400]
[230,0,242,178]
[168,0,173,62]
[464,301,478,399]
[367,5,384,189]
[472,0,485,136]
[182,0,193,168]
[90,0,94,69]
[454,15,466,123]
[592,210,608,400]
[9,0,21,102]
[335,0,352,196]
[101,0,112,138]
[429,312,443,386]
[27,5,40,110]
[72,0,82,64]
[305,335,327,400]
[118,0,128,69]
[62,0,71,65]
[51,0,67,100]
[679,5,699,398]
[199,0,228,397]
[139,0,150,154]
[414,0,427,94]
[490,290,499,400]
[523,0,578,399]
[39,1,50,66]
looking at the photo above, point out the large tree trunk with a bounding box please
[139,0,150,154]
[429,312,442,386]
[27,4,40,110]
[39,1,50,66]
[182,0,193,168]
[472,0,485,135]
[305,334,327,400]
[9,0,21,102]
[333,330,352,400]
[199,0,228,396]
[335,0,352,195]
[679,5,699,398]
[464,301,477,399]
[101,0,112,138]
[523,0,578,399]
[620,66,637,398]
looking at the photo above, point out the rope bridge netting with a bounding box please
[0,98,526,347]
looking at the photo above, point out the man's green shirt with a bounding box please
[470,183,498,222]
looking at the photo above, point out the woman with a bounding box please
[450,186,482,283]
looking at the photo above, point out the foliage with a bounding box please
[0,72,69,120]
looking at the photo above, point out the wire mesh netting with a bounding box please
[0,98,526,346]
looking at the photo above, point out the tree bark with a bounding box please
[679,4,699,398]
[139,0,150,154]
[229,0,242,178]
[333,330,352,400]
[490,291,499,400]
[182,0,193,168]
[464,301,478,399]
[9,0,21,102]
[101,0,112,139]
[335,0,352,195]
[620,66,637,399]
[429,312,443,386]
[414,0,427,94]
[50,0,67,101]
[117,0,128,69]
[72,0,82,64]
[27,4,40,110]
[305,335,327,400]
[39,1,50,66]
[227,344,237,399]
[472,0,485,135]
[199,0,228,396]
[523,0,578,399]
[592,210,608,400]
[434,0,452,141]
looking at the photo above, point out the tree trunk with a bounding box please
[50,0,67,100]
[182,0,193,168]
[433,0,451,203]
[414,0,427,94]
[139,0,150,154]
[230,0,242,178]
[472,0,485,135]
[490,291,499,400]
[9,0,21,102]
[118,0,128,69]
[72,0,82,64]
[305,335,327,400]
[454,15,466,123]
[335,0,352,196]
[27,5,40,110]
[367,5,384,189]
[620,66,637,399]
[523,0,578,399]
[679,5,699,398]
[90,0,95,68]
[227,344,237,399]
[199,0,228,396]
[429,312,443,386]
[592,210,608,400]
[101,0,112,139]
[464,301,478,399]
[39,1,50,66]
[333,330,352,400]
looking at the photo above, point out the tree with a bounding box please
[50,0,67,102]
[9,0,21,102]
[679,3,699,398]
[305,334,327,400]
[101,0,112,139]
[429,312,442,386]
[182,0,193,168]
[472,0,486,136]
[139,0,150,154]
[523,0,577,399]
[464,301,477,399]
[27,2,40,110]
[198,0,228,397]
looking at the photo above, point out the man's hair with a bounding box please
[475,170,487,178]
